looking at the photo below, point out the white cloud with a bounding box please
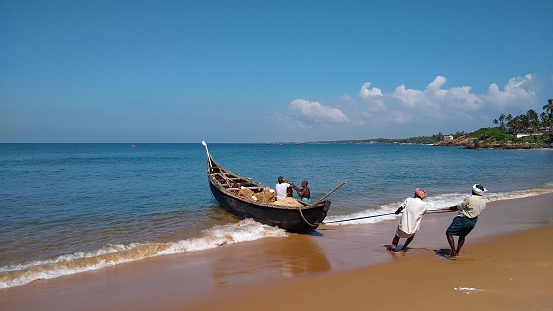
[439,86,482,110]
[289,99,349,123]
[358,82,386,112]
[426,75,447,92]
[390,76,481,111]
[483,74,538,107]
[359,82,383,98]
[391,84,424,107]
[282,74,542,138]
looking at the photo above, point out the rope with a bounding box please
[298,205,316,227]
[323,209,454,224]
[298,180,347,227]
[323,212,396,224]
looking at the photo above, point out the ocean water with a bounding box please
[1,142,552,288]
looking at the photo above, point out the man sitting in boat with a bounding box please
[292,180,311,203]
[276,176,294,201]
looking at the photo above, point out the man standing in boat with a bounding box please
[292,180,311,203]
[275,176,294,201]
[388,188,428,252]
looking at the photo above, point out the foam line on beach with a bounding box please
[0,219,286,289]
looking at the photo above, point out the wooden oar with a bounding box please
[313,181,347,205]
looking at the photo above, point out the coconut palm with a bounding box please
[543,99,553,126]
[526,109,539,132]
[499,114,506,127]
[544,99,553,117]
[540,112,548,127]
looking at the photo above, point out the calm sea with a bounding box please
[1,143,552,288]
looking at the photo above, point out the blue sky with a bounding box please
[1,1,552,143]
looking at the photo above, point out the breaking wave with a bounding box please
[0,219,286,289]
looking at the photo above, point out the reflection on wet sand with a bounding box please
[211,234,331,286]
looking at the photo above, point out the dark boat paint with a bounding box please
[205,151,331,233]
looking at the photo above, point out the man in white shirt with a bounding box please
[275,176,293,201]
[388,188,428,252]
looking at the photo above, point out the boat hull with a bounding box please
[208,177,331,234]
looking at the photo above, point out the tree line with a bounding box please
[493,99,553,134]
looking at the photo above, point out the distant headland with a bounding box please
[314,99,553,149]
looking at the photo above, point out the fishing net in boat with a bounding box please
[271,197,303,207]
[238,187,277,204]
[238,187,254,199]
[237,186,300,206]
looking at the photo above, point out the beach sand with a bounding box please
[1,193,552,311]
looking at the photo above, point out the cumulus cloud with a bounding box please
[391,84,424,107]
[289,99,349,123]
[281,74,541,136]
[363,74,537,124]
[390,76,482,111]
[483,74,537,107]
[426,75,447,92]
[358,82,386,112]
[359,82,383,98]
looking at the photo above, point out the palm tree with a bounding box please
[499,114,506,127]
[543,99,553,127]
[521,115,530,131]
[540,112,548,127]
[544,99,553,119]
[526,109,539,132]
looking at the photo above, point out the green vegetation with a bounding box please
[493,98,553,134]
[468,127,512,141]
[465,99,553,148]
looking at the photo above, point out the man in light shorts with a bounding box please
[388,188,428,252]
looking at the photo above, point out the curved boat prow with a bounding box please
[202,140,214,170]
[201,140,209,157]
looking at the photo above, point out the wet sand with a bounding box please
[1,193,552,311]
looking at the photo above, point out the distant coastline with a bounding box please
[303,129,553,149]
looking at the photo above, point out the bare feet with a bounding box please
[446,250,459,258]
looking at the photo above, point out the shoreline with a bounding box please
[1,193,552,311]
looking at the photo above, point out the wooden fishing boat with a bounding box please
[202,141,333,234]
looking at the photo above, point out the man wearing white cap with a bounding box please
[446,184,487,257]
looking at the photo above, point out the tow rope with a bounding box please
[323,209,454,224]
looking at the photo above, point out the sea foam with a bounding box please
[0,219,286,289]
